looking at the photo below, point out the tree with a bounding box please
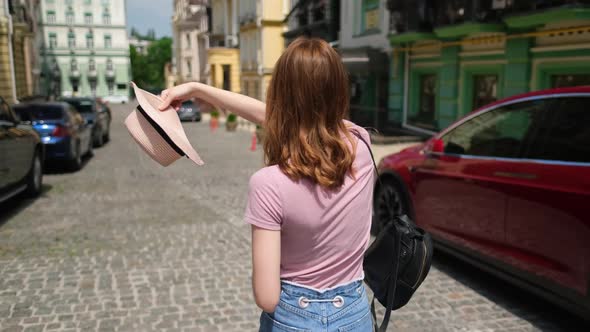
[129,37,172,91]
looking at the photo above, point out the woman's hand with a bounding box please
[159,83,199,111]
[159,83,215,114]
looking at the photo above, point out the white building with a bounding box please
[339,0,391,130]
[172,0,209,84]
[128,36,151,56]
[38,0,131,101]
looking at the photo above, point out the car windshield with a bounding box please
[182,101,194,106]
[14,105,63,121]
[64,99,94,113]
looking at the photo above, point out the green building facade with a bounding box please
[387,1,590,135]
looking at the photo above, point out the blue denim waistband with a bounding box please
[280,279,364,299]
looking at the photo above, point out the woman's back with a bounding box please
[245,122,374,290]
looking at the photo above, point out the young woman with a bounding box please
[159,37,374,331]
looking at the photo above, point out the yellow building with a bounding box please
[239,0,287,101]
[0,1,39,103]
[208,0,240,93]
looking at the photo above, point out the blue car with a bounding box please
[13,102,93,171]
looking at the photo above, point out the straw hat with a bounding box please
[125,82,204,166]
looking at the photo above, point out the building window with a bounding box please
[186,33,191,48]
[297,6,308,26]
[222,65,231,91]
[362,0,380,33]
[106,58,113,71]
[66,7,74,25]
[312,2,326,23]
[186,60,192,77]
[68,30,76,48]
[108,82,114,95]
[86,33,94,48]
[49,33,57,49]
[410,74,437,130]
[473,75,498,110]
[552,74,590,88]
[84,13,93,24]
[89,59,96,71]
[253,81,260,100]
[117,83,126,90]
[103,10,111,24]
[47,11,56,23]
[104,35,112,48]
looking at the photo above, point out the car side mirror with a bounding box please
[425,138,445,154]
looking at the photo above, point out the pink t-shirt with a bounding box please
[244,121,374,290]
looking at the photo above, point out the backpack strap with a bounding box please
[352,130,402,332]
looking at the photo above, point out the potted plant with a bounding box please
[225,113,238,132]
[255,124,265,144]
[210,109,220,132]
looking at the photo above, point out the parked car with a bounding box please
[0,97,43,203]
[374,86,590,318]
[60,97,110,147]
[101,95,129,104]
[13,102,93,171]
[177,100,201,122]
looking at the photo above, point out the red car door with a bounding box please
[504,96,590,297]
[413,99,550,262]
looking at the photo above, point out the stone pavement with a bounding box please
[0,103,586,332]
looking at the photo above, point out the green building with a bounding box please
[387,0,590,135]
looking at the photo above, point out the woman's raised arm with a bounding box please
[159,82,266,126]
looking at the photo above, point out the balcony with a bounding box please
[105,68,115,81]
[284,0,339,43]
[387,0,590,43]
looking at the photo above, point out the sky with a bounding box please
[126,0,173,38]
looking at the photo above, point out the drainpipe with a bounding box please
[402,49,409,128]
[4,0,18,103]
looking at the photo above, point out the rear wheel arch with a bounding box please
[374,170,415,220]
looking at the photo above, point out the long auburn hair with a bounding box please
[264,37,355,189]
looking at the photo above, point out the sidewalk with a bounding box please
[371,142,420,165]
[199,114,422,162]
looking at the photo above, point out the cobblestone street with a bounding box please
[0,103,586,332]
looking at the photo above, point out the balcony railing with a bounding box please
[388,0,590,34]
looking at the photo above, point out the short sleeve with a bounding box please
[244,169,282,231]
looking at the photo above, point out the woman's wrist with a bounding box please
[190,82,202,98]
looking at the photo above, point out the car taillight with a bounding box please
[52,125,70,137]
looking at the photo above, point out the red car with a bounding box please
[374,86,590,318]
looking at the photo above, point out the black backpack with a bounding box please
[356,133,434,332]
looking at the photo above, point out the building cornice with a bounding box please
[40,23,127,29]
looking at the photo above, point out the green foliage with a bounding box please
[211,110,220,118]
[130,37,172,91]
[227,113,237,122]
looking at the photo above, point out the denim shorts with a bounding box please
[259,279,373,332]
